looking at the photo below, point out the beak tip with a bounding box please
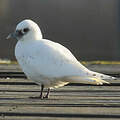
[6,36,10,40]
[6,34,12,40]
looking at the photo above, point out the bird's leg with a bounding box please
[44,88,50,99]
[29,84,44,99]
[39,84,44,99]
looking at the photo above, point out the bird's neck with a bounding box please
[32,32,43,40]
[21,31,43,42]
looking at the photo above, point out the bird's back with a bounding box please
[15,39,88,78]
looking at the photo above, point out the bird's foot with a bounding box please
[29,96,44,99]
[43,95,49,99]
[29,96,48,99]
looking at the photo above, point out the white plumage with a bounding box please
[8,19,116,98]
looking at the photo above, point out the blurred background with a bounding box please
[0,0,119,61]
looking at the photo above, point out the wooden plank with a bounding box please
[0,79,120,119]
[0,64,120,120]
[87,64,120,74]
[0,64,120,74]
[0,64,21,72]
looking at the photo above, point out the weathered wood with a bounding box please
[1,64,120,74]
[0,64,120,120]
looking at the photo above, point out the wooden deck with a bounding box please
[0,64,120,120]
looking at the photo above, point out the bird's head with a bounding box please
[7,19,43,41]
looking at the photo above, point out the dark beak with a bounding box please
[6,30,24,40]
[6,32,17,40]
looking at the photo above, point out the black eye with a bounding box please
[23,28,29,33]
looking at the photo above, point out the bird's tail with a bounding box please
[89,71,117,80]
[64,76,109,85]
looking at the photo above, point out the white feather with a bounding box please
[15,20,115,88]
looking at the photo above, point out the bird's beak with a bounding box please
[6,32,16,40]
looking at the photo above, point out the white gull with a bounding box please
[7,19,116,99]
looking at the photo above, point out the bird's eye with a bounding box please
[23,28,29,33]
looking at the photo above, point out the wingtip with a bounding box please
[112,76,117,80]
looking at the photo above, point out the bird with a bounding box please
[7,19,116,99]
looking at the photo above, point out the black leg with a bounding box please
[29,84,44,99]
[44,88,50,99]
[39,84,44,99]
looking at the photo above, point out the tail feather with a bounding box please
[64,76,109,85]
[89,71,117,80]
